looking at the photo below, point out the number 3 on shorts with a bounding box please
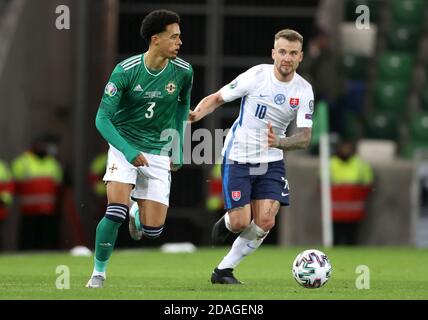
[145,102,156,119]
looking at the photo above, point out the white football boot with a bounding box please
[129,202,143,240]
[85,275,105,288]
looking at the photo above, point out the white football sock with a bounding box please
[218,221,269,270]
[92,269,106,279]
[224,212,233,232]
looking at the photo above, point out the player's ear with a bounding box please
[151,34,160,45]
[271,49,275,60]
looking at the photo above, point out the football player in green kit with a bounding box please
[86,9,193,288]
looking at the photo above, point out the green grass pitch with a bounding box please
[0,246,427,300]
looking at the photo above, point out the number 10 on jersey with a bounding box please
[255,104,267,119]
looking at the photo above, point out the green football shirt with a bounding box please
[96,53,193,164]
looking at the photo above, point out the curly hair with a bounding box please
[140,10,180,43]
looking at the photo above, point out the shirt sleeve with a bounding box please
[219,66,259,102]
[95,64,140,164]
[296,87,314,128]
[179,67,193,109]
[171,67,194,167]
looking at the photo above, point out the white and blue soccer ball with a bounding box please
[292,249,332,289]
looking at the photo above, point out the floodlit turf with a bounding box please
[0,246,427,300]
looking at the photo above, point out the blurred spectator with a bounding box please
[206,161,223,213]
[89,152,107,199]
[11,134,63,250]
[300,28,346,135]
[88,150,108,218]
[330,139,373,245]
[315,0,343,40]
[206,160,243,245]
[0,159,14,250]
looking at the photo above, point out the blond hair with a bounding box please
[274,29,303,46]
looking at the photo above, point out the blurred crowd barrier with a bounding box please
[279,153,413,246]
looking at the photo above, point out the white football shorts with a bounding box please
[103,145,171,207]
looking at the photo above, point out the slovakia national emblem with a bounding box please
[289,98,300,109]
[231,191,241,201]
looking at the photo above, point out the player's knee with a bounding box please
[228,207,251,232]
[141,224,164,239]
[230,219,251,232]
[257,218,275,232]
[105,203,128,224]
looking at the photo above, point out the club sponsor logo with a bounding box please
[144,91,162,99]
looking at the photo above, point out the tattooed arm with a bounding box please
[268,122,312,151]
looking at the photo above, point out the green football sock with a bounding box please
[93,206,125,273]
[94,217,121,272]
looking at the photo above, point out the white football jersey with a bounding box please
[220,64,314,163]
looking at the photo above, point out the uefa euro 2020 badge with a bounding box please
[229,79,238,89]
[105,82,118,97]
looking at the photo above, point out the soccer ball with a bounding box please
[292,249,332,289]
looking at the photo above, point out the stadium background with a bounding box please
[0,0,427,251]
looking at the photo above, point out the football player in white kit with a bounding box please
[189,29,314,284]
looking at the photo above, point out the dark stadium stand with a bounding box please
[346,0,428,158]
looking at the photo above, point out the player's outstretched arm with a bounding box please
[268,122,312,151]
[188,91,225,123]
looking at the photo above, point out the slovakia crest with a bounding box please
[231,191,241,201]
[289,98,300,109]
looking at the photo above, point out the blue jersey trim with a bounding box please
[223,97,246,160]
[238,96,246,126]
[222,161,232,209]
[223,96,247,208]
[224,122,238,159]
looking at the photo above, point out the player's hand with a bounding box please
[170,162,182,172]
[188,110,204,123]
[268,122,278,148]
[132,154,149,167]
